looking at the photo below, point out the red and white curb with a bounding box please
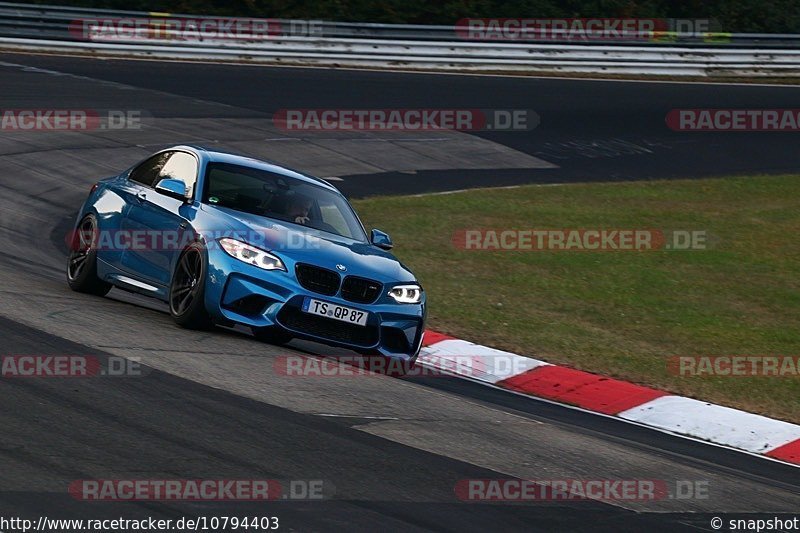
[418,331,800,467]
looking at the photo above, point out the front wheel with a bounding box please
[67,214,112,296]
[169,243,213,330]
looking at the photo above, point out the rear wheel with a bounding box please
[169,243,213,330]
[66,214,112,296]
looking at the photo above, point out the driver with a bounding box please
[285,193,313,225]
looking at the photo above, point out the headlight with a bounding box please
[388,284,423,304]
[218,238,286,271]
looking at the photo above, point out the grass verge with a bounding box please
[353,175,800,423]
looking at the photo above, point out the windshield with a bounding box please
[203,162,367,242]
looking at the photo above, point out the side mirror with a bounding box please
[371,229,393,250]
[155,178,188,202]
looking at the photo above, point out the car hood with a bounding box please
[199,204,417,283]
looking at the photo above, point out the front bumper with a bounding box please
[204,248,426,362]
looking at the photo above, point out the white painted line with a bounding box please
[316,414,400,420]
[618,396,800,453]
[409,184,524,198]
[6,50,800,88]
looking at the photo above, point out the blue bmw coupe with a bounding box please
[67,146,426,367]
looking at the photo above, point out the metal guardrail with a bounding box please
[1,2,799,76]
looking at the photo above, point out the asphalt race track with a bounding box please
[4,53,800,197]
[1,52,800,532]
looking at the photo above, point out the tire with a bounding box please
[169,243,213,330]
[252,326,293,346]
[67,214,112,296]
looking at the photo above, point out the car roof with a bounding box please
[171,144,340,193]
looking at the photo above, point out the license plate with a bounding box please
[302,298,369,326]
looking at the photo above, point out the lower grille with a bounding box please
[223,295,271,316]
[295,263,340,296]
[278,306,378,347]
[380,327,410,354]
[341,276,382,304]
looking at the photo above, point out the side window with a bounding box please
[158,152,199,199]
[128,152,172,187]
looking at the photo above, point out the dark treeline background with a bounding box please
[23,0,797,33]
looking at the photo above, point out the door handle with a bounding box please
[136,191,147,202]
